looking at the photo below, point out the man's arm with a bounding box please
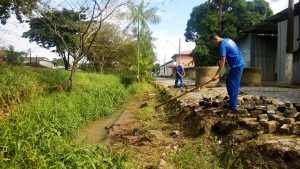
[212,57,226,81]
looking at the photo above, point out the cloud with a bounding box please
[265,0,297,14]
[0,16,57,59]
[152,30,195,65]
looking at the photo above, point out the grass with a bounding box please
[0,65,140,168]
[168,142,222,169]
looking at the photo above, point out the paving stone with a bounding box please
[265,98,273,104]
[273,100,285,106]
[258,114,268,121]
[204,101,212,107]
[283,109,295,118]
[295,103,300,112]
[238,98,243,106]
[260,95,267,100]
[278,105,287,112]
[295,113,300,121]
[250,110,263,118]
[265,121,278,133]
[252,96,260,101]
[279,124,292,134]
[194,106,204,113]
[284,101,293,107]
[292,122,300,135]
[199,100,205,106]
[237,108,248,114]
[244,105,255,111]
[212,99,223,107]
[267,104,277,111]
[255,105,267,110]
[283,118,295,125]
[267,110,276,115]
[259,119,269,128]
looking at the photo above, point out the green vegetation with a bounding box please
[0,66,136,168]
[1,46,25,66]
[168,142,222,169]
[185,0,272,66]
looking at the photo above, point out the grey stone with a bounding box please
[212,99,223,107]
[256,100,265,105]
[295,112,300,121]
[255,105,267,110]
[194,106,204,113]
[257,114,268,121]
[283,118,295,125]
[267,104,277,111]
[295,103,300,112]
[283,109,295,118]
[170,130,180,137]
[265,121,278,133]
[273,100,285,106]
[244,105,255,111]
[250,110,263,118]
[252,96,260,101]
[259,119,269,128]
[237,108,248,114]
[284,101,293,107]
[265,98,273,104]
[278,105,287,112]
[204,101,212,107]
[279,124,292,135]
[292,122,300,135]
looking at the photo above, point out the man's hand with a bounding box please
[211,75,219,81]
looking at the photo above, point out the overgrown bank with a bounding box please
[0,65,139,168]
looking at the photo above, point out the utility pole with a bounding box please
[178,38,181,64]
[28,48,31,63]
[285,0,294,86]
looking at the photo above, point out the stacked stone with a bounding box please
[189,94,300,135]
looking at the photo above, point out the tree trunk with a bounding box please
[67,65,76,91]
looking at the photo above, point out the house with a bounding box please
[171,50,194,68]
[159,60,175,77]
[24,56,55,69]
[238,2,300,84]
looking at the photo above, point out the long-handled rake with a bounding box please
[155,77,220,111]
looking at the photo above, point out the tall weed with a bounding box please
[0,67,132,168]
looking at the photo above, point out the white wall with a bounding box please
[277,15,300,84]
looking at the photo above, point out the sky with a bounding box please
[0,0,297,64]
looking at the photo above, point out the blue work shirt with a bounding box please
[219,38,245,68]
[176,64,184,78]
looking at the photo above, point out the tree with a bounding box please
[125,0,160,82]
[185,0,272,66]
[52,58,65,67]
[86,23,124,72]
[23,9,82,70]
[23,0,128,91]
[0,0,39,25]
[2,45,25,66]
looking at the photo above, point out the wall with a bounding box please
[174,55,194,68]
[251,34,277,81]
[278,15,300,84]
[237,35,251,68]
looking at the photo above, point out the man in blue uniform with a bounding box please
[210,34,244,112]
[175,63,185,88]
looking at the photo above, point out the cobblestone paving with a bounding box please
[155,78,300,104]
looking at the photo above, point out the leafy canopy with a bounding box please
[185,0,272,66]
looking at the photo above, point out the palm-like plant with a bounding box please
[125,0,160,82]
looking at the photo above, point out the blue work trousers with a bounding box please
[175,76,184,88]
[226,66,244,110]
